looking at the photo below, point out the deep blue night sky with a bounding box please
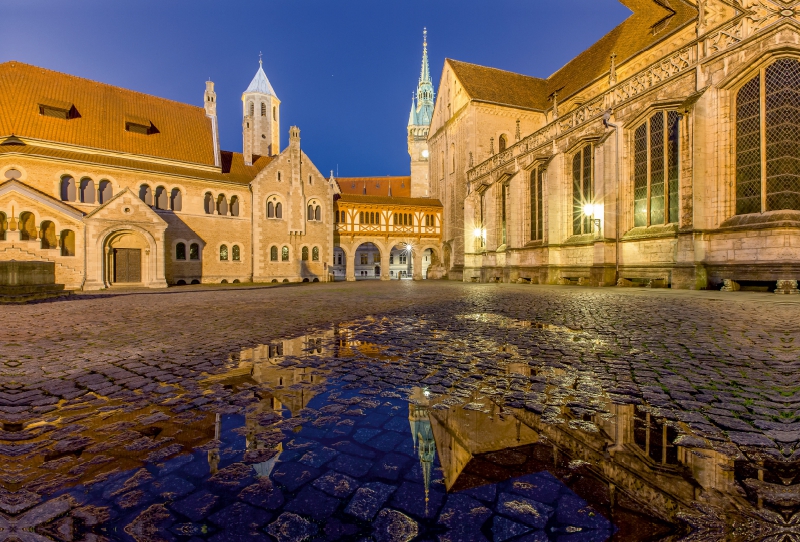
[3,0,630,176]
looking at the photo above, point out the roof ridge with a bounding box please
[0,61,206,112]
[446,58,546,82]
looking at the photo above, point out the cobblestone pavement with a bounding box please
[0,282,799,541]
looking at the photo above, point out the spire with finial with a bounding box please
[245,53,278,98]
[409,28,434,128]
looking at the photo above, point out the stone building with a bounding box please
[0,60,336,289]
[430,0,800,290]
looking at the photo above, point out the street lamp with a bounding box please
[582,203,601,234]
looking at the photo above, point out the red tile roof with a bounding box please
[0,61,218,166]
[335,176,412,197]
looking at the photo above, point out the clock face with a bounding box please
[421,149,429,159]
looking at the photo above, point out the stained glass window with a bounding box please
[632,111,680,226]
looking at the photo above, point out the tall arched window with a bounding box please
[261,102,266,117]
[315,206,321,221]
[312,246,319,261]
[572,144,593,235]
[204,192,214,214]
[232,245,241,261]
[217,195,228,216]
[736,58,800,214]
[60,176,76,202]
[18,212,36,240]
[308,204,314,221]
[190,243,200,260]
[633,111,680,227]
[220,245,228,261]
[60,230,75,256]
[276,202,282,218]
[140,185,153,206]
[155,186,168,210]
[230,196,240,217]
[176,242,186,260]
[79,178,95,204]
[40,221,57,249]
[270,246,278,261]
[302,246,309,260]
[281,246,289,261]
[530,166,544,241]
[98,180,113,204]
[499,134,508,153]
[170,188,182,211]
[267,201,275,218]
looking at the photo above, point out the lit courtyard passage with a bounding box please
[0,282,798,540]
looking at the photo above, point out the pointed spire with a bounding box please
[419,28,431,85]
[245,55,278,98]
[409,28,434,128]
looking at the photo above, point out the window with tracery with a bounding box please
[530,166,544,241]
[572,144,593,235]
[736,58,800,214]
[633,111,680,227]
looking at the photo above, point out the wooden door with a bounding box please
[114,249,142,283]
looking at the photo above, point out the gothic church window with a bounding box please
[572,145,593,235]
[633,111,679,227]
[736,58,800,214]
[530,166,544,241]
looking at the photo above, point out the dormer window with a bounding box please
[38,101,78,120]
[125,121,159,135]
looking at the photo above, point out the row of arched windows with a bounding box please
[5,211,75,255]
[61,176,113,204]
[359,211,380,225]
[219,244,241,261]
[175,242,200,261]
[141,184,183,211]
[393,213,414,226]
[204,193,240,216]
[247,100,277,121]
[269,245,320,262]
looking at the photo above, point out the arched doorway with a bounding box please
[354,242,381,280]
[105,230,149,286]
[388,243,413,280]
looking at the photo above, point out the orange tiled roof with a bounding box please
[448,0,697,110]
[335,176,412,197]
[0,142,272,185]
[336,194,442,207]
[0,61,218,166]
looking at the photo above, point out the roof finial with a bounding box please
[423,27,427,48]
[259,51,263,66]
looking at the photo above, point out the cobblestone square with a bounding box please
[1,282,799,540]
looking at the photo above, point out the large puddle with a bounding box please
[0,315,797,540]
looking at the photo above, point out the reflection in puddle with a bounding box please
[0,315,797,540]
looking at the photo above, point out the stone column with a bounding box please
[346,249,356,282]
[412,250,424,280]
[380,248,391,281]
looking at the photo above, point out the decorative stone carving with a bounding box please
[775,279,799,294]
[721,279,741,291]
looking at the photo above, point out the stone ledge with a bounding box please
[719,211,800,230]
[622,224,679,240]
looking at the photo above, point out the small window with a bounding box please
[278,172,282,181]
[217,195,228,216]
[270,246,278,261]
[99,180,113,204]
[302,247,309,260]
[230,196,240,217]
[312,246,319,261]
[261,102,266,117]
[276,202,282,218]
[499,134,508,152]
[361,254,368,265]
[204,192,214,214]
[232,245,240,261]
[220,244,228,261]
[60,230,76,256]
[176,243,186,260]
[154,186,168,210]
[308,204,314,221]
[273,106,276,121]
[139,185,153,206]
[267,201,275,218]
[315,206,321,221]
[282,246,289,261]
[79,178,95,204]
[60,176,77,202]
[249,102,254,116]
[190,243,200,260]
[170,188,182,211]
[125,121,158,135]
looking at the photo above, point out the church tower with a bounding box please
[408,29,435,198]
[242,56,280,166]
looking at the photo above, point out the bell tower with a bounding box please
[242,55,280,165]
[408,29,435,198]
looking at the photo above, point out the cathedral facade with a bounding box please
[0,60,336,289]
[429,0,800,290]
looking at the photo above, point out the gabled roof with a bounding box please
[0,179,84,219]
[244,60,278,98]
[447,0,697,111]
[0,61,218,166]
[335,176,412,198]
